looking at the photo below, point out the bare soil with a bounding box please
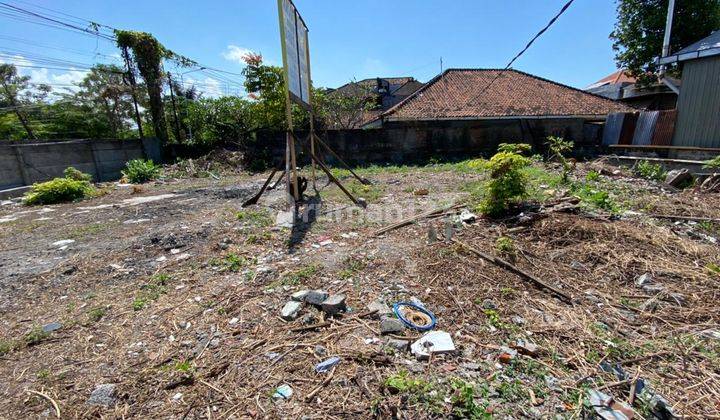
[0,161,719,418]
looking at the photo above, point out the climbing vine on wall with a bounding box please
[115,30,196,145]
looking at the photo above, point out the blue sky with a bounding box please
[0,0,622,97]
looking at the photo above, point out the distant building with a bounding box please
[658,31,720,148]
[326,77,424,128]
[586,69,678,110]
[365,68,633,151]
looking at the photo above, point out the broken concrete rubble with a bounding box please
[380,318,405,335]
[281,301,302,321]
[665,169,693,188]
[87,384,117,407]
[320,294,346,315]
[367,299,392,317]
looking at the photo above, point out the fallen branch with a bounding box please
[305,366,335,402]
[648,214,720,223]
[451,238,573,304]
[290,310,377,333]
[26,389,60,418]
[373,203,463,236]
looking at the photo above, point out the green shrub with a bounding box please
[546,136,574,182]
[495,236,516,257]
[585,170,600,182]
[122,159,161,183]
[23,177,94,206]
[479,143,532,217]
[63,166,93,182]
[634,160,666,181]
[703,156,720,170]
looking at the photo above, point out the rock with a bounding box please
[461,362,481,371]
[87,384,117,407]
[367,299,393,318]
[275,211,294,228]
[642,284,665,294]
[380,318,406,335]
[301,313,316,325]
[481,299,497,310]
[510,316,526,326]
[635,272,652,286]
[570,261,586,271]
[272,384,293,400]
[303,290,329,305]
[409,296,426,309]
[314,345,327,356]
[665,169,693,188]
[320,294,346,315]
[42,322,62,333]
[427,225,438,244]
[291,290,310,302]
[52,239,75,247]
[498,346,518,364]
[411,331,456,359]
[315,356,341,373]
[512,339,539,357]
[280,301,303,321]
[387,338,410,351]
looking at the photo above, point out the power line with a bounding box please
[466,0,576,105]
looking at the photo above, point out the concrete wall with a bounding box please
[0,138,162,190]
[253,117,596,166]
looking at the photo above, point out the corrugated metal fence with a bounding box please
[603,110,676,147]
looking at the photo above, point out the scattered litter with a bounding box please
[459,209,477,224]
[587,389,633,420]
[511,339,539,357]
[481,299,497,310]
[273,384,293,400]
[340,232,358,239]
[364,337,381,345]
[155,256,167,262]
[314,345,327,356]
[393,302,436,331]
[367,299,392,318]
[52,239,75,247]
[510,316,526,326]
[665,169,693,188]
[635,272,652,286]
[414,188,429,196]
[122,194,180,206]
[172,392,183,401]
[411,330,456,359]
[229,317,239,325]
[42,322,62,333]
[498,346,518,364]
[315,356,341,373]
[170,248,181,255]
[123,218,151,224]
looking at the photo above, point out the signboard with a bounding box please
[278,0,311,108]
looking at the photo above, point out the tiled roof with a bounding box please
[381,69,635,121]
[330,77,416,96]
[586,70,637,89]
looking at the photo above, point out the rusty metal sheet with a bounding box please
[618,112,638,145]
[651,109,677,146]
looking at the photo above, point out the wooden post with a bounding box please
[278,0,299,205]
[304,23,316,189]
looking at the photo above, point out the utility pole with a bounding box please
[121,45,144,139]
[661,0,676,58]
[167,72,182,141]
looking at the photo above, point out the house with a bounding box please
[658,31,720,149]
[325,77,424,128]
[366,68,634,150]
[586,69,678,110]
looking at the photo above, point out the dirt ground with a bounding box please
[1,159,719,419]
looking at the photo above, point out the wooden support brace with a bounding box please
[313,133,371,185]
[310,152,366,208]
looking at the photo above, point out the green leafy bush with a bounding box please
[546,136,574,182]
[634,160,665,181]
[122,159,161,183]
[63,166,93,182]
[479,143,532,217]
[703,156,720,170]
[23,177,94,205]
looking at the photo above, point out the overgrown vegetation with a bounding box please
[132,273,170,311]
[122,159,161,183]
[703,156,720,170]
[634,160,666,181]
[478,143,532,217]
[546,136,574,183]
[23,167,95,205]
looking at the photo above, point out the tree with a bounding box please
[75,64,135,138]
[0,63,50,139]
[610,0,720,86]
[319,81,377,129]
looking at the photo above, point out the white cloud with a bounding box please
[0,54,87,94]
[183,76,224,98]
[222,45,254,64]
